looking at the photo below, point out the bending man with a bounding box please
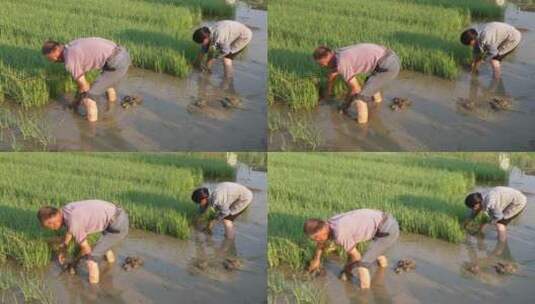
[37,200,129,284]
[191,182,253,239]
[460,22,522,78]
[305,209,399,289]
[192,21,253,77]
[313,43,401,124]
[464,186,526,241]
[42,37,131,122]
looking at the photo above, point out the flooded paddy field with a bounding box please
[268,153,535,303]
[0,154,267,304]
[0,1,267,151]
[269,1,535,151]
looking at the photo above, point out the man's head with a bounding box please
[42,40,64,62]
[465,192,483,212]
[191,187,210,210]
[192,27,211,48]
[303,218,330,243]
[460,29,478,47]
[37,206,63,230]
[313,46,336,68]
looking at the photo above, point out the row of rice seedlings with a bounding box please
[267,153,506,270]
[0,268,55,304]
[268,0,502,110]
[0,0,233,107]
[0,153,233,268]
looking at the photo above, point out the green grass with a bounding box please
[268,271,326,304]
[0,0,234,108]
[0,153,234,269]
[268,153,507,270]
[268,0,503,110]
[0,268,54,304]
[0,108,54,151]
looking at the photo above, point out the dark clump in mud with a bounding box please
[122,256,144,271]
[339,270,354,281]
[62,261,79,276]
[220,96,241,108]
[390,97,412,111]
[463,263,481,275]
[308,267,327,278]
[394,259,416,274]
[457,97,477,111]
[222,257,242,271]
[120,95,143,109]
[489,97,512,111]
[494,262,518,275]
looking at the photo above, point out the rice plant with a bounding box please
[0,153,234,269]
[0,0,234,107]
[267,153,508,270]
[268,0,503,110]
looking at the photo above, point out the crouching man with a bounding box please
[304,209,399,289]
[42,37,131,122]
[464,186,526,241]
[37,199,129,284]
[191,182,253,239]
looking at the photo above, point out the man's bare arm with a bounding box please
[78,239,92,257]
[325,71,339,97]
[308,244,324,272]
[346,77,362,98]
[343,247,362,273]
[76,75,90,93]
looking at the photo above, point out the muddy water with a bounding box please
[270,2,535,151]
[34,165,266,304]
[1,3,267,151]
[279,168,535,303]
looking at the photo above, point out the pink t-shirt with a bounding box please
[62,200,117,243]
[335,43,387,82]
[64,37,117,80]
[328,209,385,252]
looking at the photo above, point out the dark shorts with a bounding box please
[497,207,526,225]
[492,45,519,61]
[224,46,247,60]
[224,206,249,221]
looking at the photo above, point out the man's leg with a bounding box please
[223,219,235,239]
[373,92,383,103]
[83,97,98,122]
[490,59,501,79]
[355,99,369,124]
[357,267,371,289]
[106,88,117,102]
[377,255,388,268]
[496,223,507,242]
[223,57,234,78]
[105,250,116,263]
[87,259,100,284]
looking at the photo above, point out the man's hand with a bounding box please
[58,252,66,265]
[204,220,215,234]
[471,60,481,74]
[307,257,321,273]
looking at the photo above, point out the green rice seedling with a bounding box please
[269,0,503,110]
[267,153,508,270]
[0,153,234,269]
[0,0,234,107]
[0,268,55,304]
[268,271,327,304]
